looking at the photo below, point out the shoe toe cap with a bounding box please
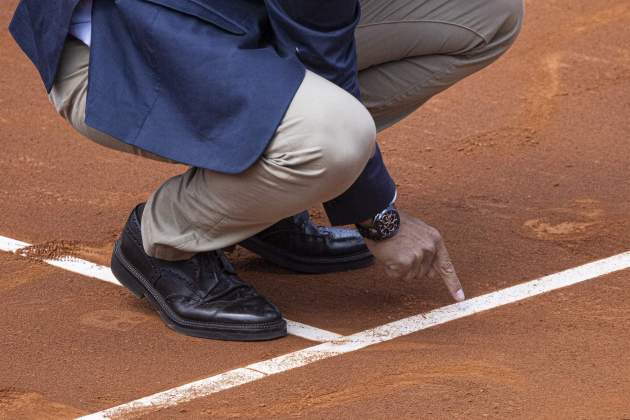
[171,295,283,326]
[218,296,284,325]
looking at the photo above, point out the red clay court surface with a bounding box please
[1,0,630,418]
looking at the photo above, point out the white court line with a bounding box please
[0,235,339,343]
[0,235,119,285]
[284,320,342,342]
[78,251,630,419]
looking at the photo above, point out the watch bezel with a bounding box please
[373,208,401,239]
[356,206,400,241]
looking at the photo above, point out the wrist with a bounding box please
[355,204,400,241]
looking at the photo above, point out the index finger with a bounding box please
[432,240,465,302]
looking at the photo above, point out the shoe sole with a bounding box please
[111,241,287,341]
[239,237,374,274]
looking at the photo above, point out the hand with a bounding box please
[363,210,465,302]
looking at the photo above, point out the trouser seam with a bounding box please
[367,61,458,112]
[357,19,490,44]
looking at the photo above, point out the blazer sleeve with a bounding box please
[265,0,397,225]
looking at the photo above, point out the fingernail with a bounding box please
[454,289,465,302]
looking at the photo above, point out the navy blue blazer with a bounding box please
[9,0,396,225]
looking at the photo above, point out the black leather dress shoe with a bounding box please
[239,211,374,274]
[111,204,286,341]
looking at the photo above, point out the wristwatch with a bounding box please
[355,204,401,241]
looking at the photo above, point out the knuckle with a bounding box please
[441,261,456,274]
[428,226,442,240]
[401,253,416,267]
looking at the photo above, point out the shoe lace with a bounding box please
[198,251,251,302]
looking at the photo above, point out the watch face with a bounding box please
[374,209,400,238]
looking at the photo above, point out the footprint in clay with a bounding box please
[80,309,151,332]
[520,199,605,241]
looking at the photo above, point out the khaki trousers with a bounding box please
[49,0,524,260]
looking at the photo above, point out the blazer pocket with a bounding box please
[139,0,246,35]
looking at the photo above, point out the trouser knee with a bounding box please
[313,100,377,201]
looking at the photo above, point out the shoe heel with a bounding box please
[111,242,146,299]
